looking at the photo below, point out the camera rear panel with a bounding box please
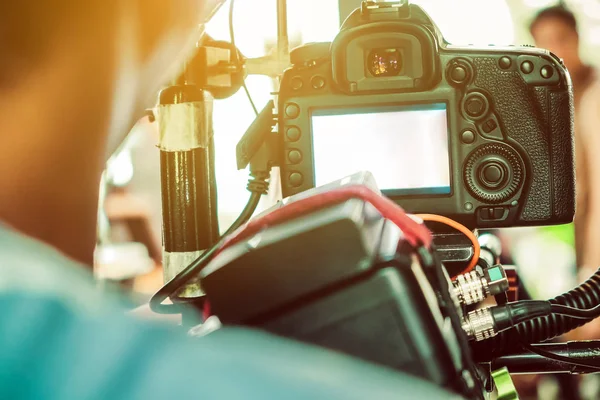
[278,9,574,229]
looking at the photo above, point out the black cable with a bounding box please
[473,268,600,360]
[551,303,600,320]
[491,301,551,334]
[229,0,259,116]
[484,301,600,335]
[149,191,263,314]
[521,342,600,371]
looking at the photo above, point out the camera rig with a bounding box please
[148,1,600,399]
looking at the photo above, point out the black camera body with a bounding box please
[278,1,575,229]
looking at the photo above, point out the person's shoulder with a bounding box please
[0,223,121,313]
[0,227,462,400]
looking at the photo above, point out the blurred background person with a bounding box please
[530,5,600,287]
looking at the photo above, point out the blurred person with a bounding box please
[505,7,600,399]
[0,1,454,399]
[531,6,600,282]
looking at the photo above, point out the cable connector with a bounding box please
[463,301,551,342]
[462,308,495,341]
[247,176,269,195]
[453,265,509,306]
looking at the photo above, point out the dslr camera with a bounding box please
[277,0,574,228]
[154,1,588,399]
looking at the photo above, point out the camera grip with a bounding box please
[473,58,574,224]
[549,90,576,221]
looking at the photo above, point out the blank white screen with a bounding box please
[311,104,451,194]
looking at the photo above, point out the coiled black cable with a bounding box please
[474,268,600,360]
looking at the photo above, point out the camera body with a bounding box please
[278,1,575,229]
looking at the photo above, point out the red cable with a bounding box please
[217,185,432,255]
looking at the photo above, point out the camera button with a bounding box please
[311,76,326,89]
[541,65,554,79]
[447,60,472,86]
[482,119,497,133]
[461,129,476,144]
[451,66,467,82]
[286,126,301,142]
[288,150,302,164]
[467,99,484,116]
[479,207,507,221]
[289,172,303,187]
[477,115,504,140]
[464,93,488,119]
[520,61,534,74]
[285,103,300,119]
[291,77,303,90]
[482,163,504,187]
[498,57,512,70]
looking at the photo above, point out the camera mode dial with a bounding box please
[465,144,524,204]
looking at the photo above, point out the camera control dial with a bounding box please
[465,144,524,204]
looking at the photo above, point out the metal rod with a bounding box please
[157,84,219,299]
[276,0,289,59]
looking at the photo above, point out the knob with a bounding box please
[464,144,524,204]
[285,103,300,119]
[447,59,472,86]
[479,162,506,189]
[463,92,489,120]
[520,61,534,74]
[540,65,554,79]
[498,56,512,69]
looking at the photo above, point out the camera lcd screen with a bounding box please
[310,103,451,195]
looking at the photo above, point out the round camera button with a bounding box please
[288,150,302,164]
[291,77,303,90]
[483,164,503,184]
[286,126,301,142]
[520,61,534,74]
[451,66,467,82]
[498,56,512,69]
[285,103,300,119]
[464,93,489,119]
[461,129,476,144]
[541,65,554,79]
[289,172,303,187]
[467,98,484,116]
[447,60,472,86]
[311,76,326,89]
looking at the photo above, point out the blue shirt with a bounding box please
[0,225,461,399]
